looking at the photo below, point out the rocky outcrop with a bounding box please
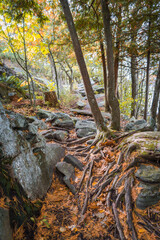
[0,103,65,200]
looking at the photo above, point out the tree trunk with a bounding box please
[114,5,122,98]
[101,0,120,130]
[44,91,59,107]
[157,100,160,131]
[131,53,138,117]
[100,39,110,112]
[144,20,151,120]
[150,61,160,128]
[48,44,60,99]
[59,0,108,133]
[22,17,33,106]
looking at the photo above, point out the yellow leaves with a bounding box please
[17,97,23,102]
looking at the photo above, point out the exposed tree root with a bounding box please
[66,134,95,147]
[75,131,160,240]
[112,202,126,240]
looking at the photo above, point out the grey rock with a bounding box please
[6,110,28,130]
[98,101,105,107]
[0,102,65,200]
[76,100,85,109]
[93,85,104,94]
[32,119,48,130]
[55,112,72,121]
[12,142,65,200]
[134,119,147,125]
[75,120,97,138]
[28,123,38,135]
[12,143,48,200]
[52,130,68,141]
[124,122,134,131]
[136,183,160,210]
[0,208,12,240]
[53,119,74,129]
[130,116,136,122]
[125,119,147,131]
[26,116,38,123]
[95,93,105,99]
[64,155,84,171]
[0,103,18,158]
[63,176,76,195]
[75,120,96,130]
[135,165,160,183]
[36,109,55,119]
[56,162,75,179]
[76,128,96,138]
[44,143,65,179]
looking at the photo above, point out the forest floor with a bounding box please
[6,100,160,240]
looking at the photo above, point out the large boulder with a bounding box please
[0,208,12,240]
[0,103,65,200]
[125,119,148,131]
[75,120,97,138]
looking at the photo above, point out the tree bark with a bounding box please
[100,39,110,112]
[150,61,160,128]
[144,18,151,120]
[48,44,60,99]
[44,91,59,107]
[114,5,122,98]
[131,53,138,117]
[157,100,160,131]
[101,0,120,130]
[59,0,108,132]
[22,17,36,108]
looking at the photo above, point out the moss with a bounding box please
[143,140,158,151]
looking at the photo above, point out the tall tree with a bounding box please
[59,0,108,133]
[101,0,120,130]
[144,0,152,120]
[150,61,160,128]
